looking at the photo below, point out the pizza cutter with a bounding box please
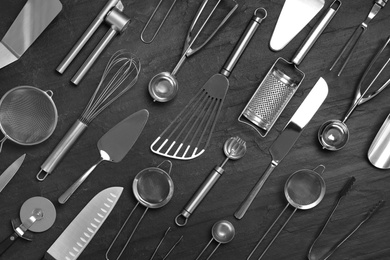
[0,197,56,256]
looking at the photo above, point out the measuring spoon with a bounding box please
[319,36,390,151]
[175,136,246,226]
[195,220,235,260]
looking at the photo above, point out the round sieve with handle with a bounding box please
[0,86,58,153]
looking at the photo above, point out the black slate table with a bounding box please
[0,0,390,259]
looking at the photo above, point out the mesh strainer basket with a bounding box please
[0,86,58,152]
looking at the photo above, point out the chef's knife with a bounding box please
[44,187,123,260]
[58,109,149,204]
[0,154,25,193]
[234,77,328,219]
[0,0,62,70]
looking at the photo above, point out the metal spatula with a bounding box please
[0,0,62,69]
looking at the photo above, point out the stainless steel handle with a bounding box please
[56,0,120,74]
[292,0,341,65]
[37,120,88,181]
[234,162,277,220]
[175,166,224,226]
[220,8,267,77]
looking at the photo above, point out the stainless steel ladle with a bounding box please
[148,0,238,102]
[247,165,326,260]
[195,220,235,260]
[319,36,390,151]
[175,136,246,226]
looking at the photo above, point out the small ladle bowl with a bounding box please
[148,71,179,102]
[318,119,349,151]
[195,220,235,260]
[247,165,326,260]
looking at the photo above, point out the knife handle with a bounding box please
[0,232,18,256]
[234,162,277,220]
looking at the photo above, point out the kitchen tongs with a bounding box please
[308,177,385,260]
[330,0,388,76]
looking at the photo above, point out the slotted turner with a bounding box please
[151,8,266,160]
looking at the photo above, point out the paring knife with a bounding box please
[0,154,26,193]
[0,0,62,70]
[234,77,329,219]
[43,187,123,260]
[58,109,149,204]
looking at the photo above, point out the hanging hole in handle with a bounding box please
[313,165,326,175]
[157,160,173,175]
[45,90,54,98]
[36,169,49,182]
[175,213,188,227]
[254,7,267,20]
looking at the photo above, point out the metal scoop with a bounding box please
[368,113,390,169]
[148,0,238,102]
[195,220,235,260]
[319,36,390,151]
[175,136,246,226]
[247,165,326,260]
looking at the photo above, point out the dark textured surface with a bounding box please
[0,0,390,259]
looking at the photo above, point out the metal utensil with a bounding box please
[247,165,326,260]
[319,36,390,151]
[37,50,141,181]
[195,220,235,260]
[149,227,183,260]
[235,77,328,220]
[330,0,388,76]
[308,200,384,260]
[43,187,123,260]
[150,8,266,160]
[140,0,177,44]
[0,154,25,193]
[148,0,238,102]
[106,161,174,260]
[269,0,325,51]
[0,0,62,70]
[308,177,356,260]
[57,0,131,85]
[239,1,340,137]
[0,197,56,256]
[0,86,58,153]
[58,109,149,204]
[175,136,246,226]
[368,113,390,168]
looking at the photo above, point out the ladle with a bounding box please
[106,160,174,260]
[148,0,238,102]
[318,36,390,151]
[175,136,246,226]
[247,165,326,260]
[195,220,235,260]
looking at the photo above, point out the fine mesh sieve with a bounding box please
[0,86,58,152]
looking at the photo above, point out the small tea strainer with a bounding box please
[0,86,58,152]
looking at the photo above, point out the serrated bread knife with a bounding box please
[43,187,123,260]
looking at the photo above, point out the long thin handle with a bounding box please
[56,0,120,73]
[292,0,341,65]
[234,162,277,220]
[58,158,104,204]
[0,232,18,256]
[220,8,267,77]
[37,120,88,181]
[175,166,224,226]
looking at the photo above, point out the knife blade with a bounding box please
[0,0,62,70]
[44,187,123,260]
[0,154,26,193]
[234,77,328,219]
[58,109,149,204]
